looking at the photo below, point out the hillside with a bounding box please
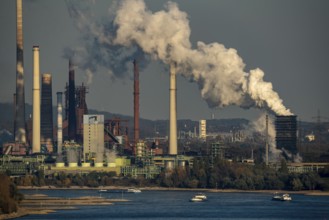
[0,102,249,139]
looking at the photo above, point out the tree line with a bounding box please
[0,173,24,214]
[10,157,329,191]
[158,158,329,191]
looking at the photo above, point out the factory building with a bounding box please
[83,115,105,165]
[199,120,206,140]
[275,115,297,155]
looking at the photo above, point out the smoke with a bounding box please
[249,113,302,163]
[250,113,281,162]
[65,0,292,115]
[64,0,149,84]
[282,149,303,163]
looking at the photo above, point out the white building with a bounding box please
[83,115,104,163]
[199,119,207,140]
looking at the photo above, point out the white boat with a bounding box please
[194,193,207,200]
[272,193,292,201]
[190,193,207,202]
[127,188,142,193]
[98,189,108,193]
[190,196,204,202]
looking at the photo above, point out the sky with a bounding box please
[0,0,328,122]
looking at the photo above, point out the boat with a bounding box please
[190,196,204,202]
[194,193,207,200]
[272,193,292,201]
[127,188,142,193]
[190,193,207,202]
[98,189,108,193]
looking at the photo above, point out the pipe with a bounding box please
[169,62,177,155]
[14,0,26,144]
[133,59,140,155]
[32,46,40,153]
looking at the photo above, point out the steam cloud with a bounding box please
[250,114,281,162]
[65,0,292,116]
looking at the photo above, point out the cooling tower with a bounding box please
[14,0,26,144]
[41,73,53,152]
[169,63,177,155]
[68,60,77,141]
[275,115,297,155]
[133,59,140,155]
[32,46,40,153]
[57,92,63,159]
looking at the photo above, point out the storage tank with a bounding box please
[68,162,78,168]
[55,162,65,168]
[81,162,90,167]
[94,162,103,167]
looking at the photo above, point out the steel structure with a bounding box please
[275,115,297,155]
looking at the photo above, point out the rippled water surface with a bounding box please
[20,189,329,219]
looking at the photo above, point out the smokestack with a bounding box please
[169,62,177,155]
[41,73,54,152]
[133,59,140,155]
[265,114,269,166]
[32,46,40,153]
[57,92,63,160]
[68,60,77,141]
[14,0,26,144]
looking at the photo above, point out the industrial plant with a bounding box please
[1,0,328,180]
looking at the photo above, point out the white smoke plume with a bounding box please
[249,113,302,162]
[250,113,281,162]
[65,0,292,116]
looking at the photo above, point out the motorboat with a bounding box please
[127,188,142,193]
[98,189,108,193]
[190,196,204,202]
[272,193,292,201]
[190,193,207,202]
[194,193,207,200]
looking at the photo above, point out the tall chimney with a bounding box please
[41,73,53,152]
[68,60,77,141]
[265,114,269,166]
[57,92,63,160]
[32,46,40,153]
[133,59,140,155]
[14,0,26,144]
[169,63,177,155]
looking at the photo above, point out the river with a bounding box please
[19,189,329,219]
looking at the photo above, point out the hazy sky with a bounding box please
[0,0,328,122]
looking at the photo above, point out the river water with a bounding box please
[19,189,329,219]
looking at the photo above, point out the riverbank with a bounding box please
[18,185,329,195]
[0,193,129,220]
